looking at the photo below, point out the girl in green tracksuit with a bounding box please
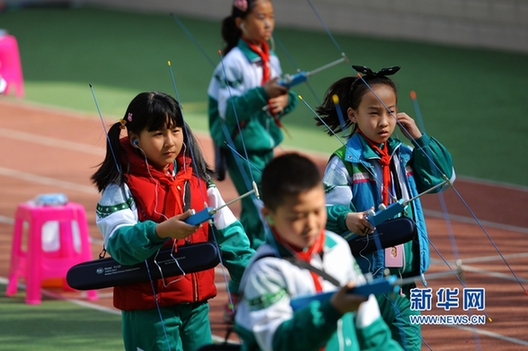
[92,91,255,351]
[207,0,298,250]
[316,67,455,350]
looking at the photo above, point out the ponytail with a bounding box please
[91,122,125,192]
[182,121,215,181]
[315,76,358,137]
[221,15,241,55]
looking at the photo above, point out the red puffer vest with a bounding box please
[113,139,216,311]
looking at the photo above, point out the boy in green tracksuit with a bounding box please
[234,153,403,351]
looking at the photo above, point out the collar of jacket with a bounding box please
[237,38,276,63]
[264,230,339,259]
[345,133,401,163]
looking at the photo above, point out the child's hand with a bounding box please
[155,209,200,239]
[268,94,289,114]
[330,281,368,314]
[396,112,422,140]
[263,77,289,98]
[345,208,375,236]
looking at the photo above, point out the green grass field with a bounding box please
[2,4,528,187]
[0,282,123,351]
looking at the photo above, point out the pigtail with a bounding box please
[91,122,125,192]
[221,15,241,55]
[183,122,215,182]
[315,76,358,137]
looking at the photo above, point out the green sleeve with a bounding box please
[326,204,353,235]
[212,221,256,294]
[354,316,404,351]
[224,86,270,124]
[326,192,359,237]
[411,133,454,193]
[279,90,299,117]
[105,220,167,266]
[272,300,342,351]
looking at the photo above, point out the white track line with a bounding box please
[448,325,528,347]
[0,128,105,155]
[0,167,97,195]
[0,215,14,225]
[424,209,528,234]
[430,252,528,283]
[431,252,528,265]
[0,277,118,314]
[460,264,528,283]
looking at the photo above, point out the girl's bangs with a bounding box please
[146,110,184,131]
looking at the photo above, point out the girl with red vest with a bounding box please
[91,91,255,351]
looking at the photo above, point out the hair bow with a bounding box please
[352,65,401,77]
[233,0,248,12]
[119,112,133,130]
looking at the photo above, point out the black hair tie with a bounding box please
[352,65,401,77]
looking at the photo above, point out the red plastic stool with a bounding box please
[6,201,98,304]
[0,34,24,98]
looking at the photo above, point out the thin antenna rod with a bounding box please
[89,83,121,174]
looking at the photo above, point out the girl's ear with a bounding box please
[128,133,139,147]
[235,17,243,31]
[347,107,357,123]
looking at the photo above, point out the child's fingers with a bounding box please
[177,210,193,220]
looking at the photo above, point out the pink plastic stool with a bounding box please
[0,34,24,98]
[6,201,98,304]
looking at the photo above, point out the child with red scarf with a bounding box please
[207,0,298,252]
[316,68,455,350]
[234,153,402,351]
[91,91,255,351]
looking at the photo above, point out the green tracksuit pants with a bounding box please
[376,288,422,351]
[122,301,211,351]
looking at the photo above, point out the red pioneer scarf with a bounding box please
[243,38,270,84]
[271,227,327,351]
[359,130,391,206]
[271,227,326,292]
[120,138,193,222]
[243,38,285,130]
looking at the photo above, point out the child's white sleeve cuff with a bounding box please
[355,294,381,329]
[207,186,237,229]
